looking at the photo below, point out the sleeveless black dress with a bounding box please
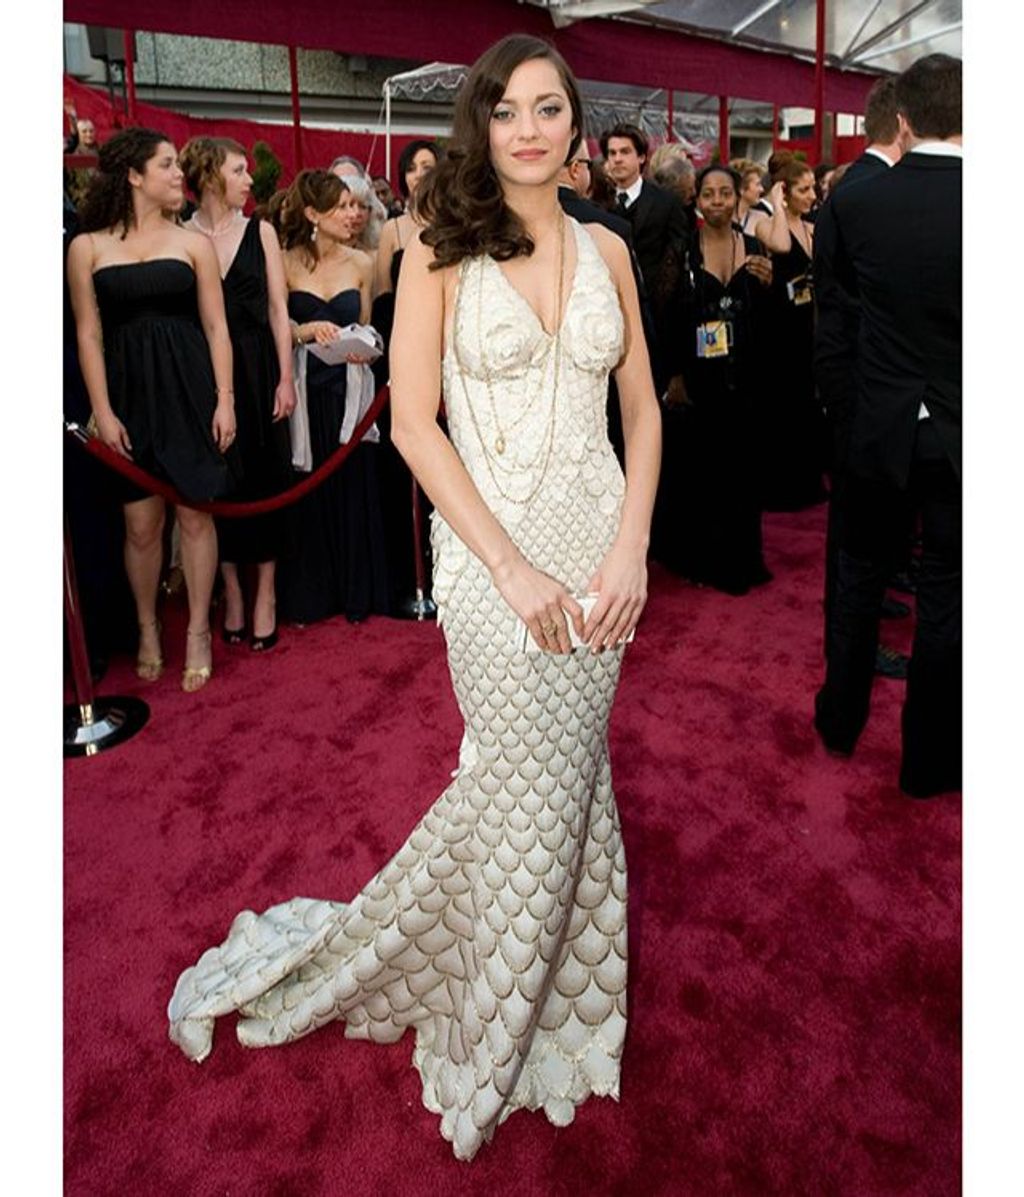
[216,219,292,563]
[756,235,827,510]
[277,288,392,624]
[93,259,232,502]
[653,230,773,594]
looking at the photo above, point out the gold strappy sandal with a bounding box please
[181,628,213,693]
[136,619,164,682]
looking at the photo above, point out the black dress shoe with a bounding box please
[875,645,909,679]
[880,596,911,620]
[222,623,247,646]
[813,695,857,757]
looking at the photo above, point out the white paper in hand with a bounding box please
[308,323,383,366]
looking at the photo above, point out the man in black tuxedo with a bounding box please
[599,122,690,294]
[815,77,910,679]
[813,54,962,799]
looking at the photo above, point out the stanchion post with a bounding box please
[404,477,436,622]
[64,514,96,725]
[63,514,149,757]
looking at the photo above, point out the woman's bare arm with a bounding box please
[260,220,297,419]
[755,182,792,254]
[584,223,662,648]
[67,233,132,454]
[188,232,235,448]
[372,218,397,299]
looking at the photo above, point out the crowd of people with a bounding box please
[63,51,960,798]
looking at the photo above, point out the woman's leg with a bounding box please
[252,560,277,642]
[177,504,218,689]
[221,560,245,637]
[123,495,166,675]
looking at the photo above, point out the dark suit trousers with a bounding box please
[815,419,961,794]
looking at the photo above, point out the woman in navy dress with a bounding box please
[181,137,296,652]
[277,170,392,624]
[67,127,236,691]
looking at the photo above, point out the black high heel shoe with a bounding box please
[250,624,278,653]
[221,620,247,646]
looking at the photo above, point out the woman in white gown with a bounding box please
[167,34,661,1161]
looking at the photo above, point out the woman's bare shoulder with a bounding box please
[581,219,630,273]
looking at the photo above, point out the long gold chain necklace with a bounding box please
[451,212,567,507]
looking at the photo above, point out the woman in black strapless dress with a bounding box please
[67,128,236,691]
[181,137,296,652]
[276,170,392,625]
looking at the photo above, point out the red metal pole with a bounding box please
[411,477,427,599]
[122,30,136,122]
[667,88,675,142]
[288,45,303,174]
[64,515,96,719]
[814,0,826,165]
[718,95,729,163]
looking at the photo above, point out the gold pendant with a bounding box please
[495,433,506,455]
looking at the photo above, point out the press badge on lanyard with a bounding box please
[787,274,813,306]
[696,320,731,359]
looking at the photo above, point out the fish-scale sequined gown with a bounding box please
[167,218,630,1161]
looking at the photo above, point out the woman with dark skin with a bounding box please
[67,127,236,690]
[654,165,775,593]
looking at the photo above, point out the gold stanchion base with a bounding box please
[64,697,150,758]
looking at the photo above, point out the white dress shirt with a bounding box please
[616,176,644,209]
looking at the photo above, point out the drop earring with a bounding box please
[311,221,319,243]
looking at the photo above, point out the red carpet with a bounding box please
[64,507,960,1195]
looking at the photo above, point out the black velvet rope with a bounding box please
[64,385,391,517]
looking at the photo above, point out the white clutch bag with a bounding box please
[308,323,383,366]
[515,593,637,655]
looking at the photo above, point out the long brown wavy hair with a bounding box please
[277,169,347,269]
[417,34,583,269]
[78,127,173,238]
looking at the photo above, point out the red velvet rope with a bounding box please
[65,386,391,517]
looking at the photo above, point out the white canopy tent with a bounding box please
[382,4,962,170]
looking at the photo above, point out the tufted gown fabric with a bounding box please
[167,218,631,1161]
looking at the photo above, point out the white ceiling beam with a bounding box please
[731,0,786,39]
[854,19,962,64]
[842,0,944,64]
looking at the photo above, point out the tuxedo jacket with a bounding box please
[622,179,691,293]
[813,152,893,444]
[818,151,961,487]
